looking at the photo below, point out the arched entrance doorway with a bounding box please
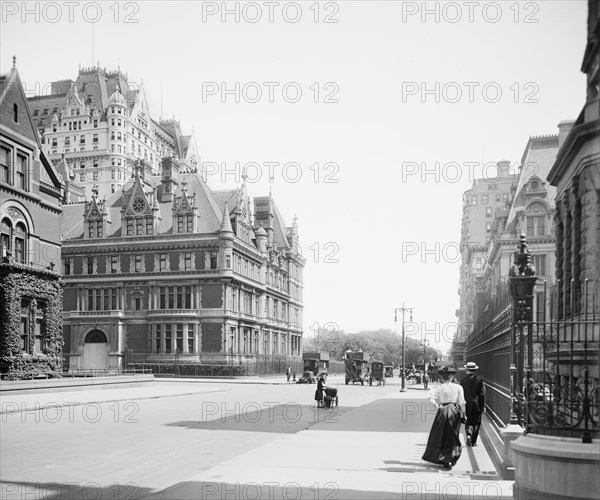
[83,329,108,370]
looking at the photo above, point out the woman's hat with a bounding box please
[464,361,479,370]
[439,366,456,375]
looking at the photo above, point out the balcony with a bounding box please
[63,310,125,318]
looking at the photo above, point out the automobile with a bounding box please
[296,371,316,384]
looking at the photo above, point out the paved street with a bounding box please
[1,376,513,499]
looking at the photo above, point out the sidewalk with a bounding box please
[146,390,514,500]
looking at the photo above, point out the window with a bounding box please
[486,207,492,217]
[126,220,134,236]
[486,222,492,232]
[176,324,183,352]
[21,300,29,352]
[482,195,489,204]
[471,195,478,205]
[92,171,98,181]
[503,193,509,202]
[110,255,118,273]
[87,289,119,311]
[1,218,11,256]
[51,138,57,147]
[526,216,545,237]
[146,218,153,235]
[1,144,11,184]
[184,252,192,270]
[13,103,18,122]
[64,258,71,275]
[87,258,94,274]
[165,325,172,352]
[210,251,217,270]
[14,223,26,263]
[134,297,141,310]
[93,119,98,128]
[155,327,161,352]
[533,254,547,276]
[496,194,501,202]
[187,325,194,353]
[80,135,85,144]
[134,255,143,272]
[186,215,193,233]
[136,218,143,235]
[159,254,167,271]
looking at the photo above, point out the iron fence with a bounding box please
[466,279,599,442]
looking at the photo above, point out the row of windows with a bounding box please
[64,252,219,275]
[471,193,509,205]
[1,143,29,191]
[1,218,27,263]
[125,217,154,236]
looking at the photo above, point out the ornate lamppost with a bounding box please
[394,304,414,392]
[508,234,537,425]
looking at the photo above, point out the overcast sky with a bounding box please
[1,1,588,354]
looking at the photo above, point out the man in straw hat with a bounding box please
[460,361,485,447]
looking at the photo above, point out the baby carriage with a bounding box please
[323,387,339,408]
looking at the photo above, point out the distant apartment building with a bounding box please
[468,133,561,336]
[454,161,518,359]
[0,61,64,378]
[27,65,199,202]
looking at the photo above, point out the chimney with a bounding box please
[557,120,575,148]
[496,160,511,178]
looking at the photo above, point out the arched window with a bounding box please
[85,329,108,343]
[1,218,12,257]
[14,222,27,263]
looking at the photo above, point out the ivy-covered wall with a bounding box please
[0,262,64,379]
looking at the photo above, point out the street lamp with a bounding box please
[508,234,537,425]
[394,303,414,392]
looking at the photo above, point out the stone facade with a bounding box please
[27,65,199,202]
[0,61,65,378]
[60,158,305,371]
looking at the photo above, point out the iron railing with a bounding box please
[466,279,599,442]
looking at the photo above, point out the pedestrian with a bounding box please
[460,361,485,447]
[423,370,429,390]
[315,374,325,408]
[286,366,291,382]
[422,366,466,469]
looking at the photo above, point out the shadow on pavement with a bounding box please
[165,404,353,434]
[311,398,437,432]
[144,480,404,500]
[1,480,151,500]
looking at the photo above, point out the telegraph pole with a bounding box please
[394,304,414,392]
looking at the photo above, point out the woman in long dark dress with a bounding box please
[422,367,466,469]
[315,375,325,407]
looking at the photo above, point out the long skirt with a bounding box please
[421,403,463,466]
[314,388,323,401]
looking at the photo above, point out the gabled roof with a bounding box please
[1,65,62,191]
[507,135,559,226]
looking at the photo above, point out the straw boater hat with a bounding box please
[464,361,479,370]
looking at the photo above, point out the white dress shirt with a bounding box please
[429,381,466,411]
